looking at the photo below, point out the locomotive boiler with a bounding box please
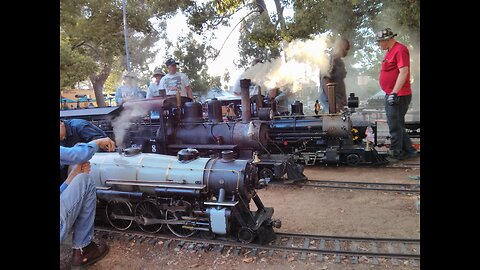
[90,148,281,244]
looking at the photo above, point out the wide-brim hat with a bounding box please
[153,69,165,76]
[375,28,398,41]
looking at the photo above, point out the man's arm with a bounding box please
[391,66,409,94]
[182,73,193,98]
[60,142,98,166]
[185,85,193,99]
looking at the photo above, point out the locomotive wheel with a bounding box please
[258,168,274,180]
[345,154,361,166]
[134,200,164,233]
[106,200,133,231]
[238,227,256,244]
[165,200,195,238]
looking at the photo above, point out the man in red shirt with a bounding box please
[377,28,417,160]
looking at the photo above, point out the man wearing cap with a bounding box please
[146,68,166,98]
[159,59,193,99]
[376,28,417,160]
[115,72,144,105]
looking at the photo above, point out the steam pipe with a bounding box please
[327,82,336,114]
[240,79,252,123]
[217,188,225,210]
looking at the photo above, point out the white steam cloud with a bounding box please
[240,35,333,95]
[112,103,150,149]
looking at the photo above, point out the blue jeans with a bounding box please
[60,173,97,249]
[385,94,416,157]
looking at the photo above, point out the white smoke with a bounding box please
[112,102,150,149]
[240,34,332,95]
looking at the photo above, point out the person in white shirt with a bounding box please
[159,59,193,99]
[146,68,165,98]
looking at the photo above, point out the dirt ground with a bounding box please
[61,158,420,269]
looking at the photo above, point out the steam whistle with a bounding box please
[252,151,261,164]
[247,121,255,137]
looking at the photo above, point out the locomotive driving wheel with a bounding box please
[106,200,133,230]
[134,200,164,233]
[238,227,256,244]
[165,200,196,238]
[258,167,274,180]
[345,154,360,166]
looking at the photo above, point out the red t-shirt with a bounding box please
[379,42,412,96]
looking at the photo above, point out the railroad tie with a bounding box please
[162,239,173,253]
[148,238,157,246]
[187,242,196,251]
[127,234,136,242]
[251,248,258,257]
[283,237,293,259]
[400,242,418,267]
[138,236,145,244]
[316,239,325,262]
[370,241,379,265]
[174,240,185,252]
[196,243,206,253]
[350,241,358,264]
[300,238,310,260]
[268,239,278,257]
[334,240,341,263]
[387,242,399,266]
[234,246,242,256]
[215,244,225,254]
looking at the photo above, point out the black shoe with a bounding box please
[72,241,109,268]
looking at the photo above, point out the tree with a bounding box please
[60,0,191,107]
[168,32,220,95]
[60,32,97,89]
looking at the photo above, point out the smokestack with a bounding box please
[240,79,252,123]
[327,82,336,114]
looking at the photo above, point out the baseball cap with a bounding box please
[165,58,180,67]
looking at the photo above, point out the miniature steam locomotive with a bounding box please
[91,148,281,244]
[60,79,387,175]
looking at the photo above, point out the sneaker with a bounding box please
[72,241,109,268]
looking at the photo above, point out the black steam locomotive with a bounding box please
[59,80,388,181]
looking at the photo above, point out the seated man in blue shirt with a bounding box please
[60,119,111,183]
[60,119,108,147]
[60,138,115,268]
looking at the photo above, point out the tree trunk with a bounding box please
[273,0,286,33]
[89,63,112,108]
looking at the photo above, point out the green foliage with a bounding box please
[214,0,246,14]
[170,32,220,95]
[60,33,97,90]
[103,58,123,94]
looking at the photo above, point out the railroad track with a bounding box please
[384,163,420,169]
[271,179,420,193]
[93,226,420,266]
